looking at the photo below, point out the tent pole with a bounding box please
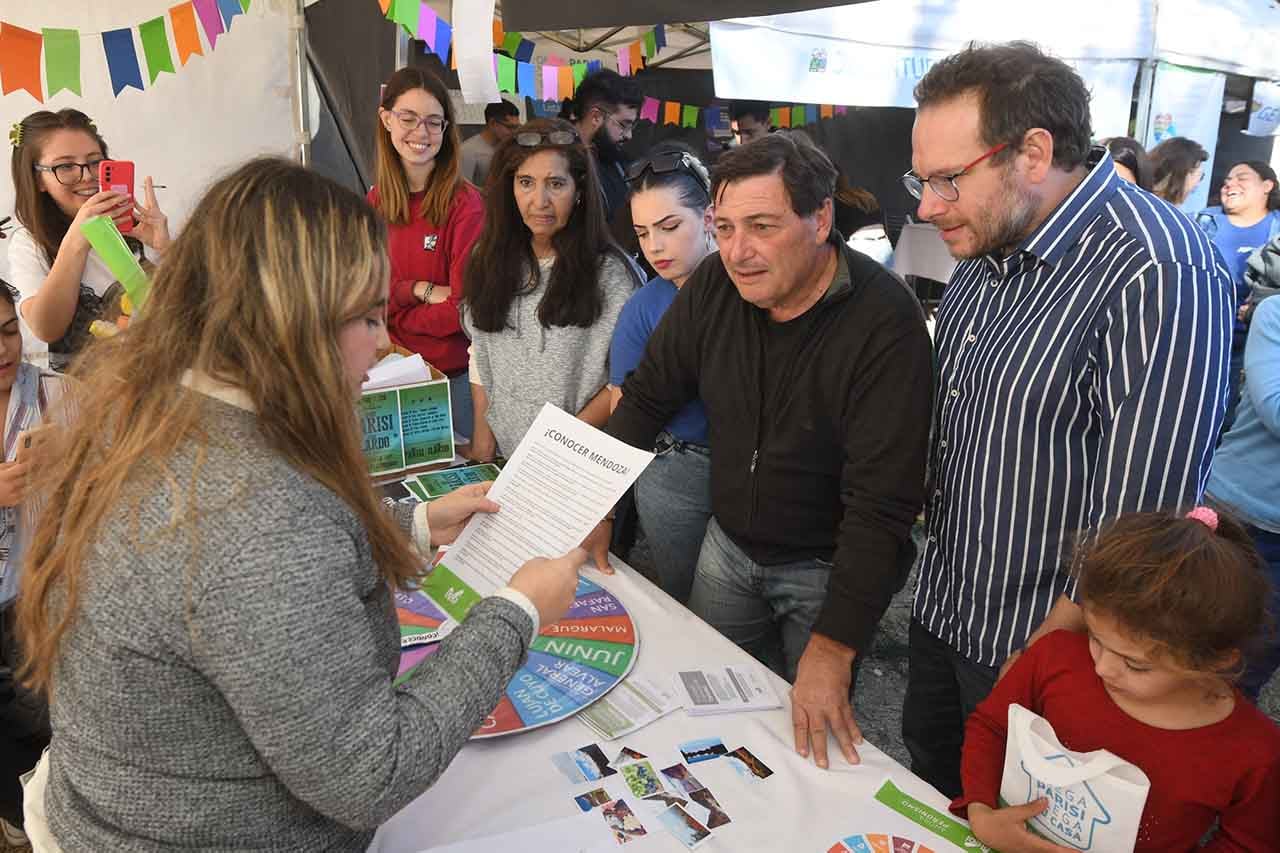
[289,0,311,165]
[1132,59,1157,143]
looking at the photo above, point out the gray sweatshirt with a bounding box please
[464,252,636,456]
[43,395,533,852]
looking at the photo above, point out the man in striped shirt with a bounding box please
[901,42,1233,799]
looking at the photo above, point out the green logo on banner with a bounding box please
[873,780,992,851]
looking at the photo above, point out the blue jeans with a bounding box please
[687,516,831,682]
[448,371,474,442]
[1242,525,1280,700]
[634,433,712,604]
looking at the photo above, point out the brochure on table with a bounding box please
[360,354,454,476]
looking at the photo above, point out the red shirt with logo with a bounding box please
[367,182,484,376]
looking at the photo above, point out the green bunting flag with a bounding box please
[138,17,176,84]
[42,28,81,96]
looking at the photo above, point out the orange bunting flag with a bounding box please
[378,0,391,13]
[629,41,643,72]
[820,104,834,119]
[492,18,504,46]
[558,64,574,96]
[663,101,681,125]
[170,2,205,65]
[0,23,44,102]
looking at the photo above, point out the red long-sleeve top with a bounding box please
[953,630,1280,852]
[367,183,484,376]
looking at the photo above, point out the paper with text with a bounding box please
[422,404,652,621]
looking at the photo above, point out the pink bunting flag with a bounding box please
[418,4,437,47]
[543,64,559,100]
[616,46,630,76]
[191,0,224,48]
[835,105,848,115]
[640,97,660,123]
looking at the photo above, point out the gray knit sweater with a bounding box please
[44,396,533,851]
[464,251,636,456]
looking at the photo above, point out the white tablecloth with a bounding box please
[369,557,960,853]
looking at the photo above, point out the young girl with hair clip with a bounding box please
[7,109,168,371]
[370,67,483,439]
[607,141,716,603]
[14,158,582,852]
[953,508,1280,853]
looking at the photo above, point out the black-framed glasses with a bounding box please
[515,130,579,147]
[625,151,710,195]
[388,109,448,134]
[902,142,1008,202]
[594,107,636,136]
[34,159,104,187]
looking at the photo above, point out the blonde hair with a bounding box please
[17,157,419,694]
[373,67,464,227]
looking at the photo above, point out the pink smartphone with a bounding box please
[98,160,135,233]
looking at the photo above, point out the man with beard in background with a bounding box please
[561,69,644,225]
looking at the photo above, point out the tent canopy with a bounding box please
[498,0,871,31]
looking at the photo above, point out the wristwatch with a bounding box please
[418,282,435,303]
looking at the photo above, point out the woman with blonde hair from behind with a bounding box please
[16,157,581,852]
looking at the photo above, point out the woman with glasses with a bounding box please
[370,67,484,439]
[1149,136,1209,207]
[607,142,715,602]
[462,118,639,464]
[7,109,169,371]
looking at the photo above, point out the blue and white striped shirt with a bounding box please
[914,148,1234,667]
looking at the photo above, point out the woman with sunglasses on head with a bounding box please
[463,118,639,467]
[7,109,168,371]
[370,68,484,439]
[607,142,716,602]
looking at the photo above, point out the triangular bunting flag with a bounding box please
[139,17,176,84]
[640,97,660,123]
[43,28,81,97]
[102,28,145,96]
[629,41,643,71]
[170,3,204,65]
[216,0,244,29]
[497,55,516,93]
[663,101,680,125]
[0,23,44,102]
[192,0,225,48]
[681,105,698,128]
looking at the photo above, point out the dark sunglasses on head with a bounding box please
[515,130,579,147]
[624,151,710,194]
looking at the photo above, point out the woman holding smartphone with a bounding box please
[7,109,168,371]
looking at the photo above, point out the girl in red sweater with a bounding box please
[954,509,1280,852]
[369,67,484,439]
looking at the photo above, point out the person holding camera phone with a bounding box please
[0,277,65,848]
[7,109,168,371]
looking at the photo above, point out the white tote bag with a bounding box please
[1000,704,1151,852]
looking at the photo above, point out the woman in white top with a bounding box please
[7,109,169,371]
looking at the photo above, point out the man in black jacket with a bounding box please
[587,133,933,768]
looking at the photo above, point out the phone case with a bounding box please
[98,160,135,233]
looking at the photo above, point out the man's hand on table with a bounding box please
[791,633,863,769]
[426,483,499,546]
[580,517,615,575]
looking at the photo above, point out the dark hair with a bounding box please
[1232,160,1280,211]
[0,278,15,310]
[373,66,463,227]
[465,118,616,332]
[484,100,520,125]
[1148,137,1208,205]
[914,41,1092,171]
[559,69,643,122]
[627,141,711,212]
[1104,136,1152,191]
[10,109,112,265]
[710,131,836,218]
[729,100,771,125]
[1074,510,1270,677]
